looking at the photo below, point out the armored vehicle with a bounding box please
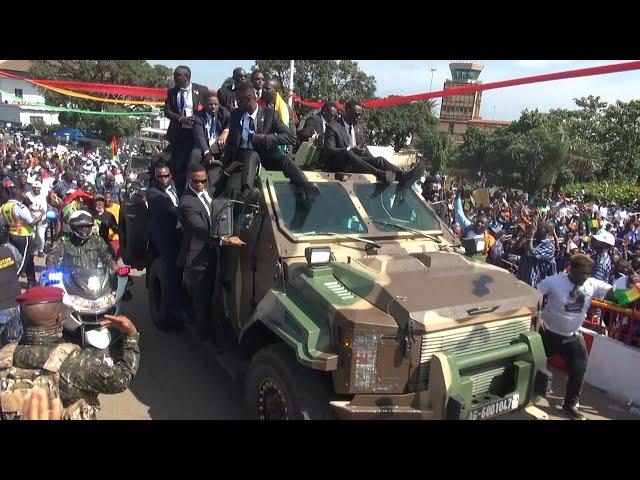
[138,143,550,420]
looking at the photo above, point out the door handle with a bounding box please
[467,306,499,316]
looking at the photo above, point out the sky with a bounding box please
[149,60,640,121]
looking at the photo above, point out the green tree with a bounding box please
[28,60,173,141]
[253,60,377,112]
[361,99,437,152]
[417,126,457,175]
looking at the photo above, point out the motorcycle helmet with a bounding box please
[68,210,94,241]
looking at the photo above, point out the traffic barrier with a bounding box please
[585,300,640,346]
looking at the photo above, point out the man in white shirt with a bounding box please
[537,253,614,419]
[24,181,48,257]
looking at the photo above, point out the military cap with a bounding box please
[17,286,64,305]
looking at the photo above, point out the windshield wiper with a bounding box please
[370,219,443,243]
[296,231,382,249]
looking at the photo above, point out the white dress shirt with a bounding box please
[189,185,212,218]
[176,82,193,115]
[165,185,179,207]
[342,118,356,148]
[240,105,260,149]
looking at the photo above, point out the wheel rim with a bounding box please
[258,378,289,420]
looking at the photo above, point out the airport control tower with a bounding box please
[439,61,484,121]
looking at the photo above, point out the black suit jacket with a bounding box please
[216,84,236,111]
[146,182,180,246]
[298,114,325,144]
[164,83,210,144]
[222,105,295,166]
[192,107,231,155]
[323,119,372,168]
[177,187,216,270]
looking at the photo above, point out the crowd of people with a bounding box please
[0,62,637,420]
[424,175,640,419]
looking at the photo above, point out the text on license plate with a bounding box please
[467,393,520,420]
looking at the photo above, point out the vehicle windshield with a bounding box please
[353,183,441,232]
[272,182,368,235]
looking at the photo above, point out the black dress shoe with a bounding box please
[376,170,396,184]
[241,187,262,206]
[562,403,585,420]
[398,160,427,188]
[304,183,320,200]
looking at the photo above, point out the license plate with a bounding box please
[467,393,520,420]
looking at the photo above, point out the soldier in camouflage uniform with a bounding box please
[46,210,117,271]
[0,286,140,420]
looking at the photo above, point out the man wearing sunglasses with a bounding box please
[178,163,244,340]
[146,158,182,327]
[215,84,320,202]
[216,67,248,112]
[298,101,338,146]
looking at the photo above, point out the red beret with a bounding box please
[16,286,64,305]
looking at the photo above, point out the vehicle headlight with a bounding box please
[65,292,116,313]
[352,332,381,393]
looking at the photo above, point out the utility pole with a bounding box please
[288,60,295,108]
[429,68,436,92]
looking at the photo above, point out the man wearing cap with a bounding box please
[25,181,48,258]
[0,286,140,420]
[590,228,615,284]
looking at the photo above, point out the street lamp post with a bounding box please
[429,68,436,92]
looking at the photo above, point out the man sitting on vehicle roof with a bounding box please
[323,99,426,187]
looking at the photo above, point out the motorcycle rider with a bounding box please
[46,210,117,273]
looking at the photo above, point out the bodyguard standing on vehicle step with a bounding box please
[164,66,210,196]
[146,158,182,329]
[178,163,244,341]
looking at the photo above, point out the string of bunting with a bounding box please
[1,60,639,110]
[0,88,159,116]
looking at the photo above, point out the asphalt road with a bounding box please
[97,269,248,420]
[31,257,639,421]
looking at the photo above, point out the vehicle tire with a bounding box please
[245,343,334,420]
[147,258,174,331]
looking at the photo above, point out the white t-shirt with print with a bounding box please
[537,273,611,337]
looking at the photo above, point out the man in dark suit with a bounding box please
[251,70,266,105]
[298,101,338,145]
[190,92,231,189]
[146,158,182,324]
[216,85,319,201]
[178,163,244,339]
[164,65,210,196]
[323,99,425,186]
[216,67,248,111]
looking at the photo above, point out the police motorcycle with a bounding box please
[40,212,130,349]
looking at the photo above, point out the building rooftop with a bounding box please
[0,60,33,73]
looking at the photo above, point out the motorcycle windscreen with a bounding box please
[63,267,113,300]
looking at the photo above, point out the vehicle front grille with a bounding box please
[414,316,531,393]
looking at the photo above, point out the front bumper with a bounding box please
[330,332,551,420]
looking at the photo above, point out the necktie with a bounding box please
[180,89,186,114]
[348,124,353,146]
[248,116,256,146]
